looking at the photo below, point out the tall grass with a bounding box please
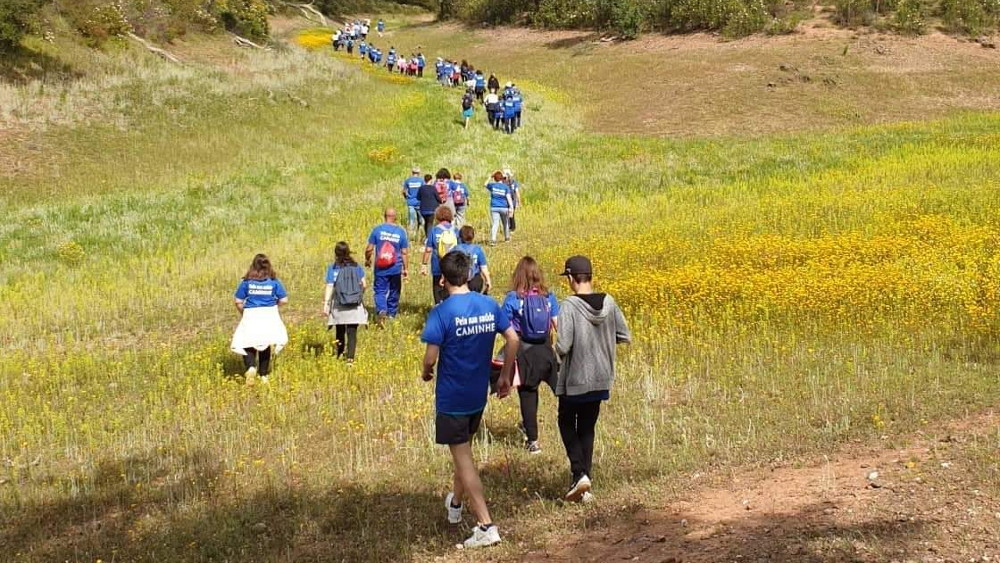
[1,25,999,562]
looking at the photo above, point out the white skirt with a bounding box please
[230,306,288,355]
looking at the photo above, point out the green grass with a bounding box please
[1,18,999,563]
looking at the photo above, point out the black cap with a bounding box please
[560,255,592,277]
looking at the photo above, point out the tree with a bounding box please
[0,0,45,50]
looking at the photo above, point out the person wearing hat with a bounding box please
[554,255,631,503]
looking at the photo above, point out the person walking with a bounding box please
[324,242,369,365]
[501,256,560,454]
[504,169,521,233]
[420,205,459,305]
[485,170,513,245]
[456,225,491,294]
[462,89,475,129]
[451,173,469,227]
[403,167,424,236]
[230,253,289,385]
[484,89,501,130]
[364,208,409,324]
[421,251,519,548]
[418,173,440,239]
[487,72,500,93]
[554,255,631,502]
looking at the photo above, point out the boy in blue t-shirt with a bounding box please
[420,205,459,304]
[364,208,410,321]
[421,251,519,548]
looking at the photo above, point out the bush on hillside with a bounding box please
[0,0,45,50]
[893,0,925,34]
[940,0,999,35]
[60,0,133,45]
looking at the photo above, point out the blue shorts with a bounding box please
[462,108,474,118]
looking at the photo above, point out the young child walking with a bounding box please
[421,251,519,548]
[324,242,368,364]
[501,256,560,455]
[554,255,631,502]
[230,253,289,384]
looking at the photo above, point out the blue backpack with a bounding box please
[520,291,552,344]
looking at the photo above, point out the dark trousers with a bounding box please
[557,399,601,482]
[518,385,539,442]
[468,273,486,294]
[432,276,448,304]
[373,274,402,316]
[335,324,359,360]
[242,347,272,376]
[422,214,435,238]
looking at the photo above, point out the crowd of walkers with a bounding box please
[230,146,627,551]
[330,22,525,133]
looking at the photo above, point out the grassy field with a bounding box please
[1,16,999,563]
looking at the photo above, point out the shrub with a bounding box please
[213,0,270,40]
[834,0,875,25]
[940,0,1000,35]
[61,0,133,45]
[893,0,926,34]
[0,0,45,50]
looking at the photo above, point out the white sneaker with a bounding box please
[244,366,257,385]
[581,491,595,504]
[258,375,269,384]
[462,524,501,548]
[565,475,591,502]
[445,492,463,524]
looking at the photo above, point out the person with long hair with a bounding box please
[324,241,369,364]
[230,253,289,384]
[501,256,560,454]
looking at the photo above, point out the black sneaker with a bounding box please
[565,475,591,502]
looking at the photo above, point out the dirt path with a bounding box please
[523,412,999,563]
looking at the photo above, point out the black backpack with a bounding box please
[333,265,363,307]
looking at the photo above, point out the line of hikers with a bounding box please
[463,81,524,132]
[402,166,520,247]
[228,191,630,549]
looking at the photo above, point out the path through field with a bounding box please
[518,412,999,563]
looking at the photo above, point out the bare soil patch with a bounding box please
[522,411,1000,563]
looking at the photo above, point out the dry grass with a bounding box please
[387,20,1000,137]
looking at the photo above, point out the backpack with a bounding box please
[333,265,363,307]
[434,179,450,203]
[436,227,458,258]
[520,291,552,344]
[452,185,466,206]
[374,240,397,269]
[462,96,473,110]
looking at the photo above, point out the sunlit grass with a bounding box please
[1,22,999,563]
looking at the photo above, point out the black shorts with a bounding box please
[436,410,484,445]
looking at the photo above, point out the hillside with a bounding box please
[2,9,999,563]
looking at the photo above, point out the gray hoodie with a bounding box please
[554,293,631,397]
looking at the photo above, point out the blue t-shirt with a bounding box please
[452,182,469,206]
[367,223,409,276]
[418,55,425,68]
[403,175,422,206]
[501,290,560,336]
[508,179,520,207]
[425,222,458,276]
[421,292,512,415]
[455,243,487,276]
[503,98,516,118]
[235,278,287,308]
[377,21,384,31]
[512,94,523,111]
[475,75,485,88]
[325,263,365,285]
[486,181,510,209]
